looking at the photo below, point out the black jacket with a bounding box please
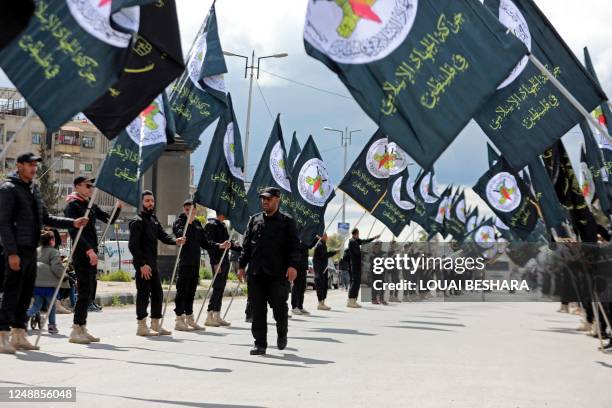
[203,218,241,266]
[348,237,376,274]
[313,240,337,275]
[0,173,74,254]
[129,211,176,269]
[239,210,300,278]
[63,193,120,256]
[172,213,213,267]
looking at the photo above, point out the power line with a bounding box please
[259,68,353,100]
[255,78,275,121]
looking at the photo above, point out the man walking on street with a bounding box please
[204,213,240,327]
[129,191,185,337]
[313,233,337,311]
[64,176,121,344]
[0,152,88,353]
[238,187,300,355]
[347,228,380,308]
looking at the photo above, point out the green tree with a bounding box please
[36,139,61,212]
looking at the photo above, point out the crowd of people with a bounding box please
[0,152,610,356]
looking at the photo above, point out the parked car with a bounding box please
[327,260,339,289]
[307,257,315,289]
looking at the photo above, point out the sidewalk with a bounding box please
[94,279,244,307]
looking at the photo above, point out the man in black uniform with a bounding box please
[313,233,337,311]
[129,191,185,337]
[291,242,309,316]
[64,176,122,344]
[238,187,300,355]
[347,228,380,308]
[0,152,88,353]
[204,213,240,327]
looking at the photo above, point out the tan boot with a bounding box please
[11,328,40,350]
[136,319,157,337]
[205,311,220,327]
[69,325,91,344]
[347,298,362,308]
[174,315,191,331]
[55,300,72,314]
[577,321,591,332]
[81,325,100,342]
[318,301,331,311]
[186,314,206,330]
[213,312,230,327]
[0,331,16,354]
[557,304,569,313]
[150,318,172,335]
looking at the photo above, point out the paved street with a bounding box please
[1,289,611,408]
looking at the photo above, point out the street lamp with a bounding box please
[39,153,71,179]
[323,127,361,224]
[223,50,288,181]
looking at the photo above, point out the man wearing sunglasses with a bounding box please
[64,176,122,345]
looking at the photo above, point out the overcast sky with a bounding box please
[2,1,611,239]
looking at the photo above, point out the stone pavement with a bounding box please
[1,288,611,408]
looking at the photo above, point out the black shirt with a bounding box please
[129,211,176,269]
[239,210,300,278]
[172,213,214,267]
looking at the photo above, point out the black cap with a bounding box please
[183,199,194,206]
[16,152,42,163]
[73,176,95,186]
[259,187,281,198]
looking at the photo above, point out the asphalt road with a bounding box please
[1,289,611,408]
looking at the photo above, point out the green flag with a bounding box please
[0,0,138,131]
[289,136,336,246]
[580,118,612,215]
[579,147,595,206]
[584,47,612,136]
[445,188,467,238]
[473,156,538,239]
[96,92,173,207]
[304,0,528,170]
[338,130,408,212]
[543,141,599,242]
[371,168,414,237]
[194,94,249,233]
[83,0,184,140]
[526,156,567,230]
[287,131,302,172]
[246,114,293,216]
[476,0,606,170]
[169,3,228,150]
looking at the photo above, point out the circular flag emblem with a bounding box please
[495,217,510,231]
[455,199,466,223]
[187,33,226,93]
[270,141,291,192]
[223,123,244,180]
[419,173,438,203]
[126,98,167,147]
[392,177,414,211]
[466,215,478,233]
[496,0,532,89]
[366,138,391,179]
[304,0,419,65]
[486,172,522,213]
[68,0,133,48]
[298,158,333,207]
[387,142,409,175]
[405,179,416,202]
[435,196,450,224]
[475,225,496,249]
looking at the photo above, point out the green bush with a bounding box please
[228,272,238,281]
[99,270,132,282]
[199,267,212,280]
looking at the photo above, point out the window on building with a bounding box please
[82,136,95,149]
[56,131,79,146]
[31,132,42,145]
[5,158,15,169]
[79,163,93,173]
[6,131,15,145]
[0,124,4,143]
